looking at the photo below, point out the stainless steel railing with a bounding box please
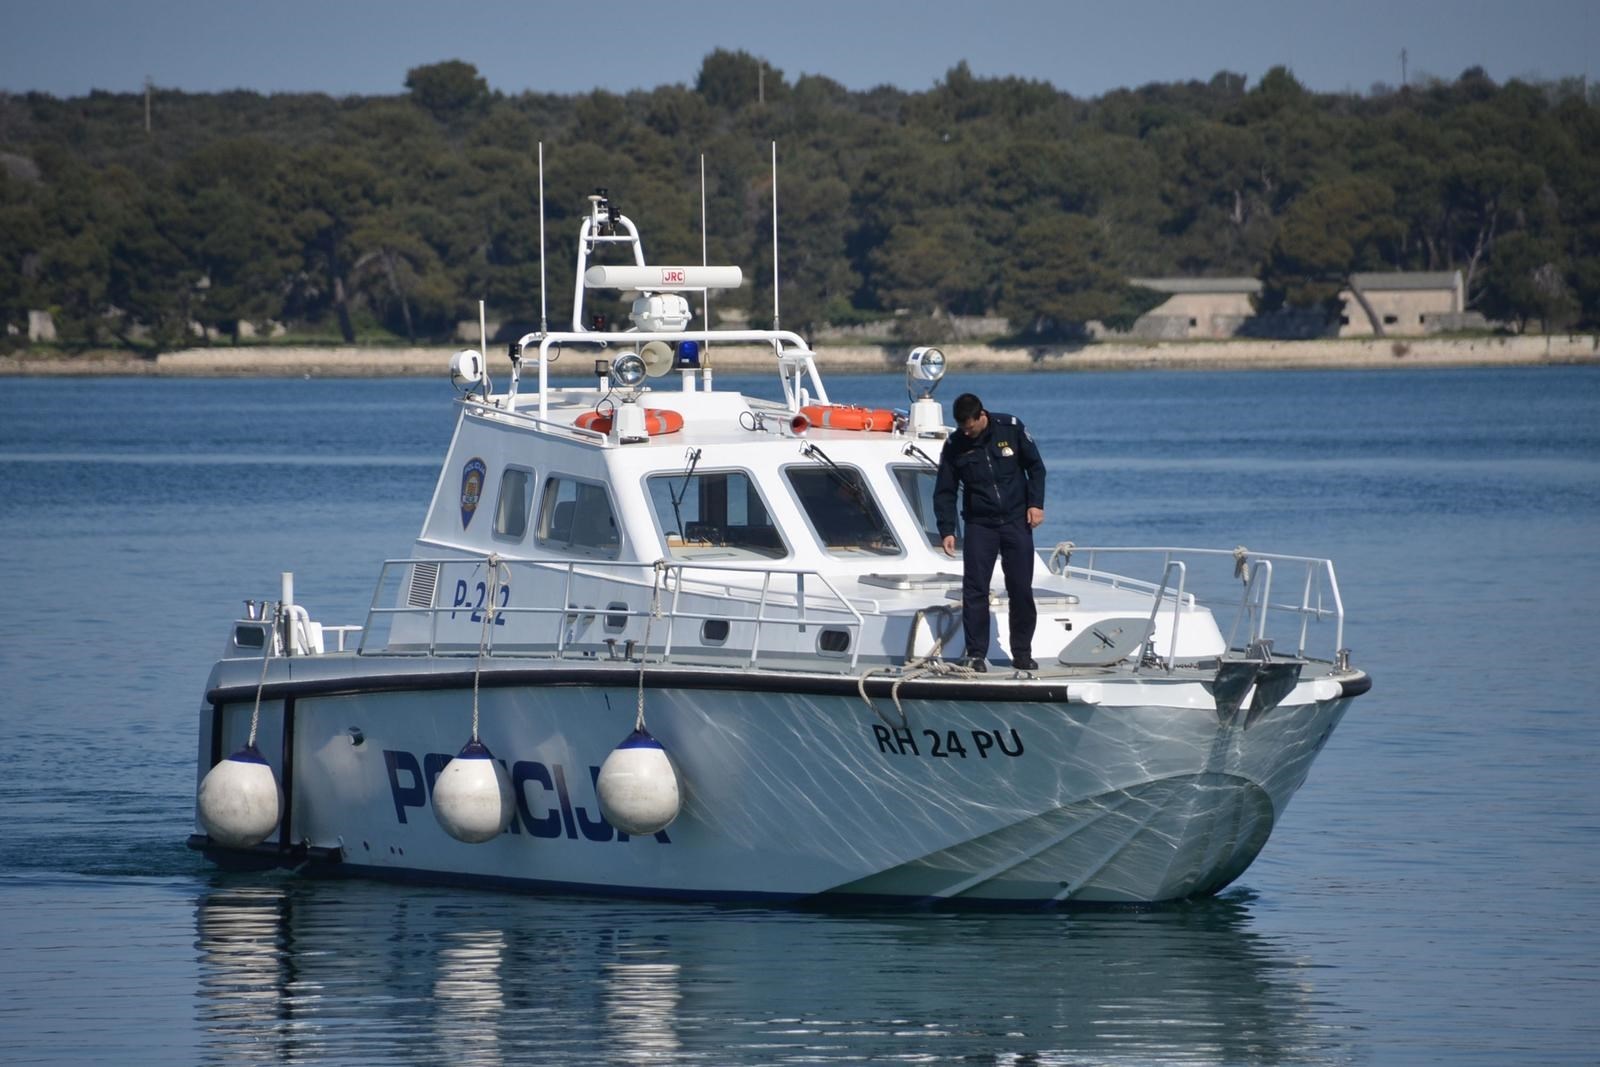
[357,555,870,668]
[1047,544,1346,668]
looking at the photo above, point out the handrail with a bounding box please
[359,555,867,668]
[457,396,609,445]
[1226,559,1274,651]
[1047,543,1345,662]
[508,327,829,417]
[1132,560,1187,675]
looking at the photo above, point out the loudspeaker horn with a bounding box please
[639,340,675,378]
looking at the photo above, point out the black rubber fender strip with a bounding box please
[1339,672,1373,698]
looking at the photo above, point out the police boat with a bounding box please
[189,182,1371,906]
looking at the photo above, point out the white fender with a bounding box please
[596,728,681,836]
[197,745,282,848]
[432,739,514,844]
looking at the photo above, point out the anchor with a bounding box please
[1211,640,1304,727]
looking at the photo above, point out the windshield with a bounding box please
[784,466,901,557]
[648,469,787,561]
[892,465,960,549]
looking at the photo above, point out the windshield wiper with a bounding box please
[669,447,702,536]
[800,441,891,545]
[801,442,864,501]
[903,443,939,469]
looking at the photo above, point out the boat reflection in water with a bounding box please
[604,959,683,1063]
[433,928,507,1064]
[192,879,1353,1065]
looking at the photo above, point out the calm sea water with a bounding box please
[1,366,1596,1065]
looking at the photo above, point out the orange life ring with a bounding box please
[799,404,896,432]
[574,408,685,435]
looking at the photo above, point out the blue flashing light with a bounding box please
[675,340,701,368]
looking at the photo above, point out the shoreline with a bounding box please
[3,335,1597,378]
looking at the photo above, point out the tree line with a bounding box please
[2,52,1596,353]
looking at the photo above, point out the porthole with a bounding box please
[701,619,730,645]
[818,628,851,655]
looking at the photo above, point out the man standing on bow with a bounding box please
[934,392,1047,672]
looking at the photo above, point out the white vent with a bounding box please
[407,562,440,608]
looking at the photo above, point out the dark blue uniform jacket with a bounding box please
[933,412,1046,535]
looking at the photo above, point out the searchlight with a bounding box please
[905,346,948,438]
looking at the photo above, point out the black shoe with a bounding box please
[1013,656,1039,671]
[960,657,987,673]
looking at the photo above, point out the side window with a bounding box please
[493,466,534,540]
[536,476,621,558]
[783,466,900,557]
[648,469,788,561]
[892,465,959,549]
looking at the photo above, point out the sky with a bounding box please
[1,0,1594,101]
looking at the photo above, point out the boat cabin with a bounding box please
[328,191,1238,671]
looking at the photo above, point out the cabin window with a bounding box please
[493,466,534,540]
[892,465,959,550]
[818,628,851,654]
[783,466,901,557]
[233,624,267,650]
[1383,313,1399,325]
[648,469,788,561]
[536,476,621,559]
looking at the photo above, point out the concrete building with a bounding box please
[1126,271,1474,339]
[1126,277,1261,339]
[1337,271,1466,336]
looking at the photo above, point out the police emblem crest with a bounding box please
[460,458,487,528]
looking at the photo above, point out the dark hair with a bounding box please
[952,393,983,422]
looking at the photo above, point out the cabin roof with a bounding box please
[488,383,916,454]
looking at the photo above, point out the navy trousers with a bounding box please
[961,517,1037,662]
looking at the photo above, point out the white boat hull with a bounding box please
[196,656,1359,905]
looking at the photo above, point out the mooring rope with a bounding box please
[470,553,508,743]
[856,654,985,731]
[635,561,667,732]
[245,616,274,748]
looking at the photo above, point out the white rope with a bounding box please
[471,554,508,743]
[635,561,666,732]
[857,605,1028,727]
[245,618,274,748]
[857,653,981,730]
